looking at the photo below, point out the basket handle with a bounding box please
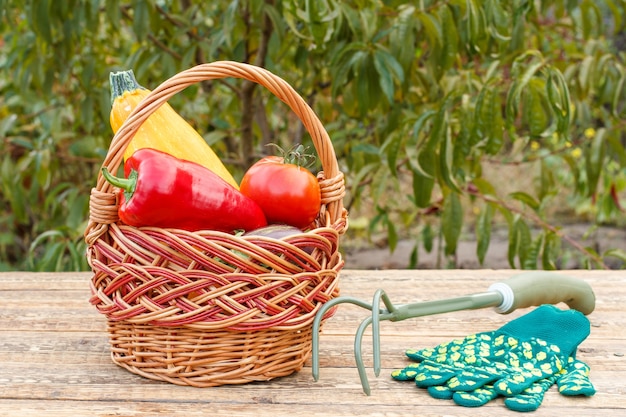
[86,61,346,243]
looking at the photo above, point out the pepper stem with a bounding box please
[101,167,138,201]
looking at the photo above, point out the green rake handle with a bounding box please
[311,271,595,395]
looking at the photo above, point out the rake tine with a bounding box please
[312,295,375,382]
[355,290,400,395]
[354,314,374,395]
[370,289,383,377]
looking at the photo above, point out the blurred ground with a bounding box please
[343,223,626,270]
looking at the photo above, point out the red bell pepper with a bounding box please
[101,148,267,232]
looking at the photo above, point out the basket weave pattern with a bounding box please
[85,61,348,387]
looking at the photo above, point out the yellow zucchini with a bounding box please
[109,70,239,189]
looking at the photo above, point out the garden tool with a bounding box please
[311,271,595,396]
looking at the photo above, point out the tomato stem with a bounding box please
[267,143,316,168]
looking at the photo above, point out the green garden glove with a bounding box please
[391,305,595,412]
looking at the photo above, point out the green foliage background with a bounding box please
[1,0,625,271]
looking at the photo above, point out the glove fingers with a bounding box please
[427,385,454,400]
[391,363,421,381]
[558,360,596,397]
[453,386,499,407]
[494,369,548,396]
[447,366,503,391]
[414,362,459,387]
[405,347,434,362]
[504,377,555,412]
[391,361,460,386]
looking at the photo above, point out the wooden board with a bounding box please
[0,269,624,416]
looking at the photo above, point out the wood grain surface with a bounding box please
[1,269,624,417]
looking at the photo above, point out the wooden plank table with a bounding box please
[1,269,624,416]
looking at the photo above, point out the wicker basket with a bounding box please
[84,61,348,387]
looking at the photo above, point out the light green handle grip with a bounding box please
[489,272,595,315]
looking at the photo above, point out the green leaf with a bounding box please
[373,49,396,104]
[105,0,121,31]
[509,191,540,211]
[390,5,417,70]
[476,203,494,265]
[523,233,543,270]
[381,133,402,177]
[506,54,545,123]
[522,79,550,137]
[429,95,461,192]
[412,166,435,208]
[352,143,379,155]
[464,0,483,50]
[605,0,623,36]
[507,215,533,268]
[409,242,419,269]
[263,3,286,41]
[580,0,602,40]
[474,83,504,154]
[612,71,626,119]
[439,6,459,72]
[513,217,532,268]
[355,53,382,114]
[405,110,436,176]
[34,149,52,189]
[484,0,511,41]
[80,95,94,134]
[29,229,62,251]
[132,0,150,41]
[585,128,607,199]
[542,231,559,270]
[67,194,88,230]
[35,241,66,271]
[373,48,404,104]
[509,1,530,52]
[417,11,442,48]
[422,224,434,253]
[349,162,379,201]
[606,132,626,167]
[386,217,398,252]
[368,207,387,236]
[439,120,462,193]
[604,248,626,264]
[0,115,18,138]
[306,0,326,45]
[283,2,309,40]
[546,67,571,133]
[472,178,497,196]
[507,221,517,268]
[578,55,594,98]
[442,191,463,256]
[31,0,53,44]
[331,45,367,97]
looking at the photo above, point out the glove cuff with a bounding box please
[497,305,590,357]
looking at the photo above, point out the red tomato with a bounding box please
[240,156,321,229]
